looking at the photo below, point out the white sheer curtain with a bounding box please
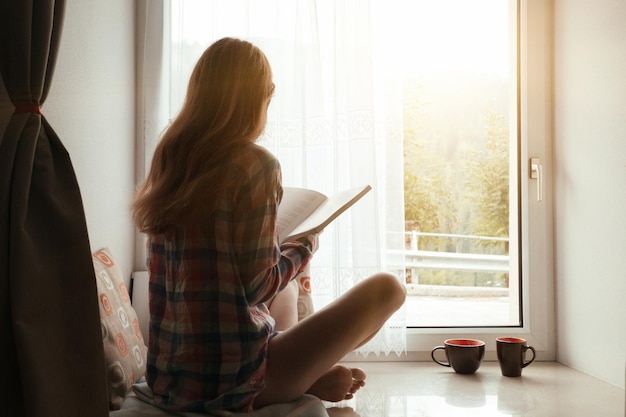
[138,0,406,356]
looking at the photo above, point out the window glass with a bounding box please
[375,0,521,327]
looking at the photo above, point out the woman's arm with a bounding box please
[231,146,316,305]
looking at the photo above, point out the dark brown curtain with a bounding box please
[0,1,108,416]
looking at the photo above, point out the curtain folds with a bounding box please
[142,0,407,356]
[0,1,108,416]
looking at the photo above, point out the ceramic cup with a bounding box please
[496,337,536,377]
[431,339,485,374]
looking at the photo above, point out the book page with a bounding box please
[277,187,327,242]
[282,185,371,242]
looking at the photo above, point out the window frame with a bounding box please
[346,0,555,361]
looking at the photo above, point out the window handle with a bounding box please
[530,157,543,202]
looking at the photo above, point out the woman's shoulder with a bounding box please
[240,142,277,160]
[228,143,282,205]
[233,143,280,170]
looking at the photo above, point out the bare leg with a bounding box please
[254,272,406,407]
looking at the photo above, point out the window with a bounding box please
[376,1,520,328]
[405,0,554,357]
[142,0,554,358]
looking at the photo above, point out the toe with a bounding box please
[351,368,366,382]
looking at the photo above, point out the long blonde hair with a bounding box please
[131,38,274,235]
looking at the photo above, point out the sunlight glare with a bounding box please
[373,0,510,77]
[174,0,510,78]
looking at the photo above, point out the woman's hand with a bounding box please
[297,232,320,254]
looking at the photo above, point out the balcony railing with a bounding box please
[394,232,514,326]
[399,231,509,271]
[390,231,510,290]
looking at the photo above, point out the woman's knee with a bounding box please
[365,272,406,312]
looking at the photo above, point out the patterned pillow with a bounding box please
[93,247,148,410]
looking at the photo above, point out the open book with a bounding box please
[277,185,372,243]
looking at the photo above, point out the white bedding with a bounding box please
[108,382,329,417]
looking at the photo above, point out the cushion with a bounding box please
[93,247,148,410]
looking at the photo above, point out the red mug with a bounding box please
[431,339,485,374]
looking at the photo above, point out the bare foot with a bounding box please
[307,366,366,402]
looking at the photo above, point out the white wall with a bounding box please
[553,0,626,388]
[44,0,136,285]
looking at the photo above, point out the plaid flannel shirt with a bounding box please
[146,144,316,412]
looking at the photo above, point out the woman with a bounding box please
[131,37,405,413]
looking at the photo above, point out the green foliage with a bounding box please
[402,79,455,250]
[464,111,510,252]
[402,77,511,287]
[414,270,506,287]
